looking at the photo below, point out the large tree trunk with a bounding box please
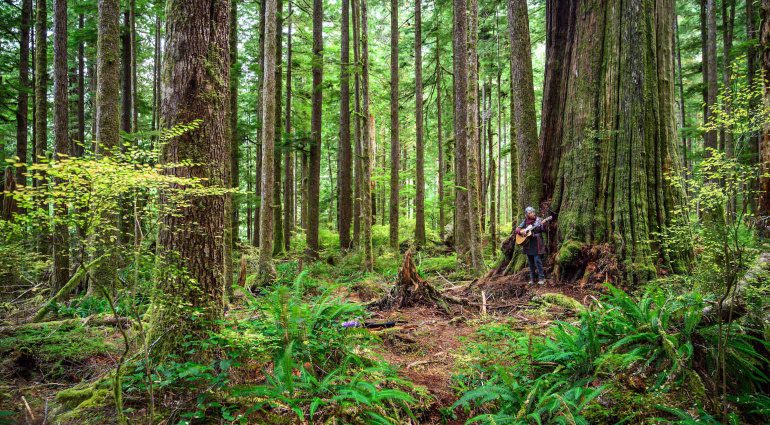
[16,0,31,188]
[361,0,374,271]
[258,0,278,283]
[453,0,471,267]
[389,0,400,251]
[508,0,541,213]
[338,0,353,250]
[539,0,687,284]
[52,0,70,292]
[283,2,294,252]
[306,0,323,260]
[148,0,230,357]
[414,0,425,248]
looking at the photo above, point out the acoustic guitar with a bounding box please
[515,216,553,246]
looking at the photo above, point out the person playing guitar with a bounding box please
[515,206,548,285]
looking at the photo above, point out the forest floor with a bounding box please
[350,269,597,424]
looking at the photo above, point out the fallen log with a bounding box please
[1,314,133,334]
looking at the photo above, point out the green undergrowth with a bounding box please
[451,284,770,424]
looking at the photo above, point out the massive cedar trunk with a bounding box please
[361,0,373,271]
[508,0,541,212]
[52,0,69,291]
[465,0,483,270]
[389,0,400,251]
[338,0,353,250]
[453,0,471,267]
[539,0,686,283]
[148,0,231,357]
[16,0,31,187]
[283,2,294,252]
[306,0,323,260]
[273,0,284,255]
[258,0,278,282]
[91,0,121,292]
[414,0,425,248]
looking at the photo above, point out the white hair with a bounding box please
[525,206,536,214]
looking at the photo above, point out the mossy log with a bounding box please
[1,314,132,333]
[702,252,770,329]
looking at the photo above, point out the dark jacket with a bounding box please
[515,217,546,256]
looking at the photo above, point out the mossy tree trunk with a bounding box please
[273,0,284,256]
[389,0,400,251]
[453,0,470,267]
[539,0,687,283]
[148,0,230,357]
[414,0,425,248]
[306,0,323,260]
[16,0,31,189]
[283,2,294,252]
[352,0,362,248]
[507,0,540,214]
[361,0,374,271]
[52,0,69,292]
[339,0,353,250]
[466,0,483,271]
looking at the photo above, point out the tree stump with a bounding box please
[372,250,463,313]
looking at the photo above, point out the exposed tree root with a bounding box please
[371,250,466,314]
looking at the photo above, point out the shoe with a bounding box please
[528,280,535,285]
[538,279,546,285]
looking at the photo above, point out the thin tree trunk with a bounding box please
[361,0,373,270]
[704,0,718,153]
[121,11,131,136]
[75,14,85,157]
[306,0,323,260]
[253,0,266,247]
[722,0,736,158]
[16,0,31,188]
[675,15,688,180]
[466,0,483,270]
[352,0,362,247]
[258,0,278,282]
[129,0,138,133]
[283,2,294,252]
[453,0,470,267]
[339,0,353,250]
[152,14,160,133]
[759,1,770,215]
[436,27,445,241]
[273,0,284,255]
[230,0,239,244]
[34,0,48,203]
[148,0,231,357]
[749,0,760,213]
[52,0,70,291]
[414,0,425,248]
[389,0,400,251]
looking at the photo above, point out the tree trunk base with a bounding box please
[371,250,464,313]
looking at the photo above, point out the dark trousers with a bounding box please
[527,254,545,281]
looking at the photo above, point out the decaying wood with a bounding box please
[371,250,466,313]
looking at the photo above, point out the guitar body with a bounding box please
[514,216,553,246]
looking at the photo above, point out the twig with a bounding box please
[21,396,34,420]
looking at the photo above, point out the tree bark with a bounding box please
[453,0,470,267]
[52,0,69,291]
[352,0,363,248]
[721,0,736,158]
[436,28,445,241]
[306,0,323,260]
[283,2,294,252]
[121,11,131,136]
[34,0,48,196]
[148,0,231,357]
[414,0,425,248]
[129,0,138,133]
[272,0,284,255]
[16,0,31,187]
[75,13,85,157]
[704,0,718,153]
[339,0,353,250]
[361,0,373,271]
[508,0,541,212]
[539,0,687,283]
[253,0,266,247]
[466,0,483,270]
[760,1,770,215]
[258,0,278,282]
[389,0,400,251]
[230,0,239,242]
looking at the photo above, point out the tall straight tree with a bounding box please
[283,1,294,251]
[704,0,718,153]
[148,0,231,356]
[16,0,31,187]
[52,0,69,291]
[258,0,278,282]
[388,0,399,250]
[273,0,284,254]
[252,0,266,247]
[452,0,471,268]
[361,0,373,270]
[508,0,540,212]
[414,0,425,247]
[465,0,483,270]
[538,0,686,283]
[436,27,445,240]
[338,0,353,250]
[121,11,131,136]
[230,0,239,245]
[760,0,770,215]
[306,0,323,259]
[90,0,121,292]
[352,0,363,247]
[75,13,85,157]
[34,0,47,183]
